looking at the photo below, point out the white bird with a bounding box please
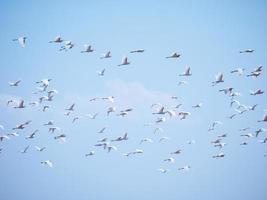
[255,128,266,137]
[212,73,224,86]
[44,120,54,126]
[159,137,169,143]
[187,140,196,144]
[192,103,202,108]
[13,100,26,109]
[97,69,105,76]
[211,139,222,144]
[59,41,74,51]
[102,96,115,103]
[118,57,130,66]
[107,106,116,116]
[29,101,39,107]
[174,104,183,109]
[139,138,153,145]
[250,89,264,96]
[152,106,166,115]
[13,120,31,130]
[157,168,169,173]
[240,133,254,138]
[240,141,248,145]
[98,138,108,143]
[179,66,192,76]
[89,97,100,102]
[49,36,63,43]
[20,145,30,153]
[100,51,111,59]
[48,127,60,133]
[130,49,145,53]
[164,157,175,163]
[54,134,66,143]
[258,138,267,144]
[97,127,106,133]
[111,133,128,142]
[95,142,109,150]
[171,149,182,154]
[36,79,52,91]
[12,36,26,47]
[86,113,98,119]
[247,104,257,111]
[239,127,250,131]
[26,129,39,139]
[107,145,117,153]
[81,44,94,53]
[212,152,225,158]
[208,121,223,131]
[154,127,164,134]
[85,151,95,156]
[7,132,19,137]
[41,160,53,168]
[35,146,46,152]
[65,103,75,111]
[8,80,21,86]
[42,105,50,112]
[218,134,227,138]
[230,68,245,75]
[178,112,190,120]
[178,80,189,86]
[124,149,143,156]
[166,109,176,118]
[214,142,227,149]
[239,49,254,53]
[166,52,181,58]
[72,117,79,123]
[0,135,10,142]
[47,89,58,96]
[219,87,234,96]
[178,165,191,171]
[155,117,166,123]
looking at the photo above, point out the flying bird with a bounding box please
[118,57,130,66]
[65,103,75,111]
[13,121,31,130]
[12,36,26,47]
[85,151,95,156]
[230,68,245,75]
[100,51,111,59]
[97,127,107,134]
[35,146,46,152]
[130,49,145,53]
[166,52,181,58]
[49,36,63,43]
[179,66,192,76]
[81,44,94,53]
[239,49,254,53]
[20,145,30,153]
[13,100,26,109]
[8,80,21,86]
[212,152,225,158]
[178,165,191,171]
[41,160,53,168]
[250,89,264,96]
[97,69,105,76]
[212,73,224,86]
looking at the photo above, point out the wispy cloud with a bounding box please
[106,79,172,107]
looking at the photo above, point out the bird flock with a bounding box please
[0,35,266,173]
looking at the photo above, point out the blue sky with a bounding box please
[0,1,267,200]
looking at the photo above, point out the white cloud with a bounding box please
[106,79,172,107]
